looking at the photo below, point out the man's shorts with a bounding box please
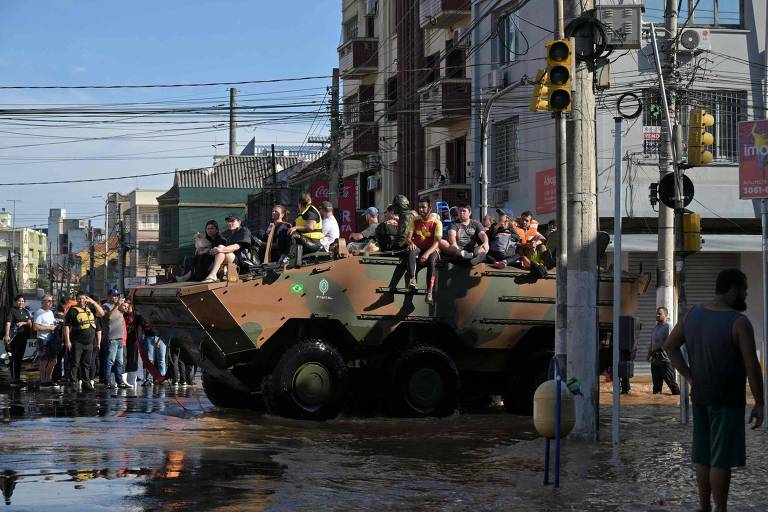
[692,403,746,469]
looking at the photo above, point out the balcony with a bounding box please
[338,38,378,79]
[419,0,471,29]
[419,78,471,127]
[417,184,471,209]
[341,124,379,160]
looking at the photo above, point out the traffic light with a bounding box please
[544,39,574,112]
[683,212,702,252]
[529,69,549,112]
[687,108,715,166]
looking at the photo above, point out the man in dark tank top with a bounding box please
[664,268,764,512]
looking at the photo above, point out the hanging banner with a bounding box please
[535,168,556,215]
[739,120,768,199]
[309,179,357,239]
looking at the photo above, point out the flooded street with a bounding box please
[1,379,766,511]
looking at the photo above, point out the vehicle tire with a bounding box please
[201,371,254,409]
[503,353,551,415]
[262,339,349,420]
[385,344,459,418]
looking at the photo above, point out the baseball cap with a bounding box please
[496,208,515,219]
[108,288,120,296]
[320,201,334,210]
[365,206,379,216]
[224,213,241,221]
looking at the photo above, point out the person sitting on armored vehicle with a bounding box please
[201,214,253,282]
[374,204,399,253]
[177,220,227,282]
[514,210,555,270]
[318,201,340,253]
[286,193,324,264]
[390,194,415,252]
[486,209,523,269]
[347,206,379,255]
[438,204,488,265]
[441,206,459,241]
[255,204,292,263]
[405,197,442,303]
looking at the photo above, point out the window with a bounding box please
[386,76,398,121]
[359,85,375,123]
[343,18,358,42]
[422,52,440,86]
[642,0,741,27]
[139,212,159,230]
[498,12,520,65]
[492,117,519,184]
[641,88,747,162]
[366,15,375,38]
[445,40,466,79]
[447,137,467,184]
[344,93,359,125]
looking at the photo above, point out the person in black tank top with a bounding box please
[664,268,764,512]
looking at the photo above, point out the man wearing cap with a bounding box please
[348,207,379,254]
[202,214,252,282]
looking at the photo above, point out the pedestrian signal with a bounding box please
[529,69,550,112]
[687,108,715,166]
[545,39,573,112]
[683,212,702,252]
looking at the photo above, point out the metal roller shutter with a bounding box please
[627,252,737,376]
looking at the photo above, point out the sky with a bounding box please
[0,0,341,229]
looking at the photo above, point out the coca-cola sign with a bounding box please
[309,179,357,239]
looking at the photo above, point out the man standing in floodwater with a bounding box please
[664,268,764,512]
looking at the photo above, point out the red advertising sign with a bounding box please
[739,120,768,199]
[309,179,357,239]
[535,168,556,214]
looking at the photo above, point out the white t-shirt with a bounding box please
[34,308,56,341]
[320,215,340,251]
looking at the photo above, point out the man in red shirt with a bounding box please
[406,198,442,303]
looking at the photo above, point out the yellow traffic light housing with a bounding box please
[687,108,715,166]
[683,212,702,252]
[545,39,573,112]
[529,69,550,112]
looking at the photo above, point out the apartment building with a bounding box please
[0,210,47,291]
[338,0,473,211]
[472,0,767,347]
[122,189,165,281]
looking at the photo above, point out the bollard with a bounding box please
[537,357,574,488]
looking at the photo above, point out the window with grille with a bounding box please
[492,117,519,184]
[139,213,159,230]
[641,88,747,162]
[344,93,359,125]
[498,12,520,65]
[642,0,741,27]
[343,18,358,42]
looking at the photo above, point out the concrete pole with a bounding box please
[471,0,482,217]
[611,116,623,460]
[554,0,568,374]
[229,88,237,156]
[566,0,599,439]
[117,204,125,295]
[87,220,95,294]
[329,68,341,207]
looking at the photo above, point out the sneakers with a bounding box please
[470,251,487,265]
[535,264,548,278]
[493,261,507,269]
[83,380,95,391]
[117,383,129,389]
[408,277,418,290]
[106,384,116,390]
[425,290,433,304]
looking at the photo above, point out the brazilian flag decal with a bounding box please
[290,283,304,294]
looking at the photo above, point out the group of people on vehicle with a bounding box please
[175,191,557,304]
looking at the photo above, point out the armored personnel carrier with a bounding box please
[133,253,647,420]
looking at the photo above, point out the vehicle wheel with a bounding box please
[262,339,349,420]
[503,354,551,415]
[385,345,459,418]
[201,371,254,409]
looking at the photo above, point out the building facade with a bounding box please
[0,210,48,291]
[472,0,768,354]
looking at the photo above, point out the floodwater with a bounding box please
[1,382,767,511]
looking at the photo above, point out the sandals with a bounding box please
[201,277,218,283]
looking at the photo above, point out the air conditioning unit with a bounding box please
[454,28,471,49]
[366,174,381,191]
[367,154,381,171]
[492,187,509,205]
[678,28,711,52]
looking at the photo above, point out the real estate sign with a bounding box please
[535,168,556,215]
[738,120,768,199]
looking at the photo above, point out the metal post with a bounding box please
[554,0,568,372]
[566,0,599,440]
[763,198,768,431]
[229,87,237,156]
[612,117,623,460]
[328,68,341,207]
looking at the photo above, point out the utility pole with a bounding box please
[87,220,95,294]
[66,242,73,296]
[566,0,599,439]
[229,87,237,156]
[553,0,568,375]
[7,199,21,284]
[271,143,278,207]
[117,203,125,295]
[144,246,152,285]
[328,68,341,207]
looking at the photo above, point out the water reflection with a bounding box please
[0,470,17,505]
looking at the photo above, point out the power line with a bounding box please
[0,75,333,90]
[0,170,176,186]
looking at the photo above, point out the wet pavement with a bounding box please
[0,376,766,511]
